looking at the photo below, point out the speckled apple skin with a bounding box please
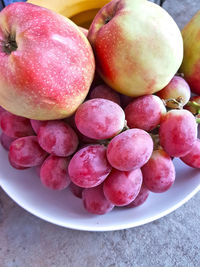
[88,0,183,97]
[0,2,95,120]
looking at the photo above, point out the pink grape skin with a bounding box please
[90,84,121,105]
[68,145,112,188]
[156,76,191,106]
[142,149,175,193]
[126,183,149,208]
[75,99,125,140]
[37,121,79,157]
[103,168,143,206]
[40,155,71,190]
[107,129,153,171]
[69,182,84,198]
[8,153,28,170]
[180,139,200,168]
[159,109,197,157]
[0,133,16,150]
[0,112,34,138]
[0,106,5,114]
[64,115,96,144]
[9,136,48,167]
[82,184,114,215]
[30,120,48,134]
[0,106,6,121]
[125,95,166,132]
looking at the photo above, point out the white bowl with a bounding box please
[0,145,200,231]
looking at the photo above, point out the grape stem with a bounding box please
[98,120,129,147]
[122,120,129,132]
[163,97,184,109]
[149,133,162,150]
[196,117,200,124]
[187,101,200,114]
[98,139,111,146]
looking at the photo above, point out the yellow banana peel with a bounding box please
[70,9,99,28]
[28,0,111,19]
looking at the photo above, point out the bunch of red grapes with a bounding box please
[0,75,200,215]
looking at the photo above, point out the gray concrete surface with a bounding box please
[1,1,200,266]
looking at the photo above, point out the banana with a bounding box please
[27,0,111,19]
[70,9,99,28]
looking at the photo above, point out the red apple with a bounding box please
[0,2,95,120]
[88,0,183,97]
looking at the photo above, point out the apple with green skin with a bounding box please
[88,0,183,97]
[0,2,95,120]
[179,11,200,95]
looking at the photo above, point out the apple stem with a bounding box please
[3,33,18,55]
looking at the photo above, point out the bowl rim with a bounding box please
[1,181,200,232]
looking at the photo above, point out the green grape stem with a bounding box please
[187,101,200,115]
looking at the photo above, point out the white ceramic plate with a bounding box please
[0,144,200,231]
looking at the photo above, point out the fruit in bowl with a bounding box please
[0,0,200,228]
[0,2,95,120]
[88,0,183,97]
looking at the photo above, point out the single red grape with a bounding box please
[0,112,34,138]
[9,136,48,167]
[37,121,79,157]
[142,149,175,193]
[125,95,166,131]
[68,145,112,188]
[30,120,48,134]
[90,84,121,105]
[103,168,143,206]
[75,99,125,140]
[159,109,197,157]
[156,76,191,106]
[107,129,153,171]
[40,155,71,190]
[82,184,114,215]
[0,133,16,150]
